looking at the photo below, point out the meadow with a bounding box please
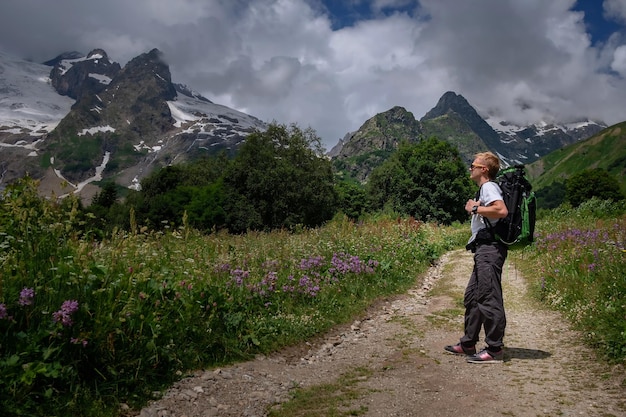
[512,199,626,361]
[0,178,466,416]
[1,178,624,416]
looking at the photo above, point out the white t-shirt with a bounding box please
[469,181,503,244]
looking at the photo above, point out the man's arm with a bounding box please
[465,199,508,218]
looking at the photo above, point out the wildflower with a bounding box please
[0,303,7,319]
[71,337,88,347]
[299,256,324,271]
[18,287,34,306]
[52,300,79,327]
[214,263,231,273]
[230,269,249,287]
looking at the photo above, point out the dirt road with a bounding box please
[136,249,625,417]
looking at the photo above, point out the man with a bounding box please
[444,152,509,363]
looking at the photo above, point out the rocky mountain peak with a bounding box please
[331,90,608,183]
[0,48,269,200]
[42,48,180,182]
[338,106,421,157]
[378,105,418,125]
[332,106,423,181]
[49,48,121,100]
[109,48,177,103]
[421,91,501,150]
[121,49,172,85]
[421,91,469,119]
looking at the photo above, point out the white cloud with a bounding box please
[1,0,626,149]
[604,0,626,23]
[611,44,626,74]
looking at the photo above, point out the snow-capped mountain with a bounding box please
[484,115,606,165]
[332,92,607,182]
[0,49,267,199]
[0,50,608,199]
[421,91,606,166]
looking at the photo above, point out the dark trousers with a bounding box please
[460,242,508,349]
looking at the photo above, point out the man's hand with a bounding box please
[465,199,478,214]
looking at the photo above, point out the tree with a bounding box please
[535,180,566,209]
[566,168,624,207]
[223,123,338,232]
[366,137,474,224]
[335,180,369,220]
[132,155,233,230]
[184,181,227,231]
[85,181,120,237]
[91,181,118,208]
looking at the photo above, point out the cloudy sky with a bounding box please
[1,0,626,149]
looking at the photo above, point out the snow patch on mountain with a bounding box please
[0,51,74,136]
[169,94,266,132]
[78,125,116,136]
[89,73,112,85]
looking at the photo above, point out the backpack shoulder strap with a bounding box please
[476,181,497,233]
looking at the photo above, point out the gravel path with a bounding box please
[135,249,625,417]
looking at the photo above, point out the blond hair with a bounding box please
[475,152,501,180]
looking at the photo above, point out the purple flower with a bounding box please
[52,300,79,327]
[71,337,88,347]
[299,256,324,271]
[230,269,250,287]
[18,287,34,306]
[0,303,7,319]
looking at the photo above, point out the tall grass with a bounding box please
[513,198,626,362]
[0,177,466,416]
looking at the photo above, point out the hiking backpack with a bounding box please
[485,164,537,247]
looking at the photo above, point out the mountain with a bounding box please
[332,91,606,182]
[0,49,267,200]
[526,121,626,197]
[332,106,422,181]
[0,49,612,200]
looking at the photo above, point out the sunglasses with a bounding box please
[469,164,486,170]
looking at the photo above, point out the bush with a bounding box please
[566,168,624,207]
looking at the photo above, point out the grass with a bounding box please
[268,367,374,417]
[0,177,467,416]
[2,177,624,416]
[527,122,626,195]
[511,198,626,363]
[425,308,464,330]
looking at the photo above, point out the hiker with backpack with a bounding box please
[444,151,509,363]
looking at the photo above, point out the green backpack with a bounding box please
[485,165,537,247]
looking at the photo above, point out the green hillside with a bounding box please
[527,122,626,197]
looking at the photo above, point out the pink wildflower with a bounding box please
[18,287,34,306]
[52,300,79,327]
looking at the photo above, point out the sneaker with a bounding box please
[466,348,504,363]
[444,343,476,355]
